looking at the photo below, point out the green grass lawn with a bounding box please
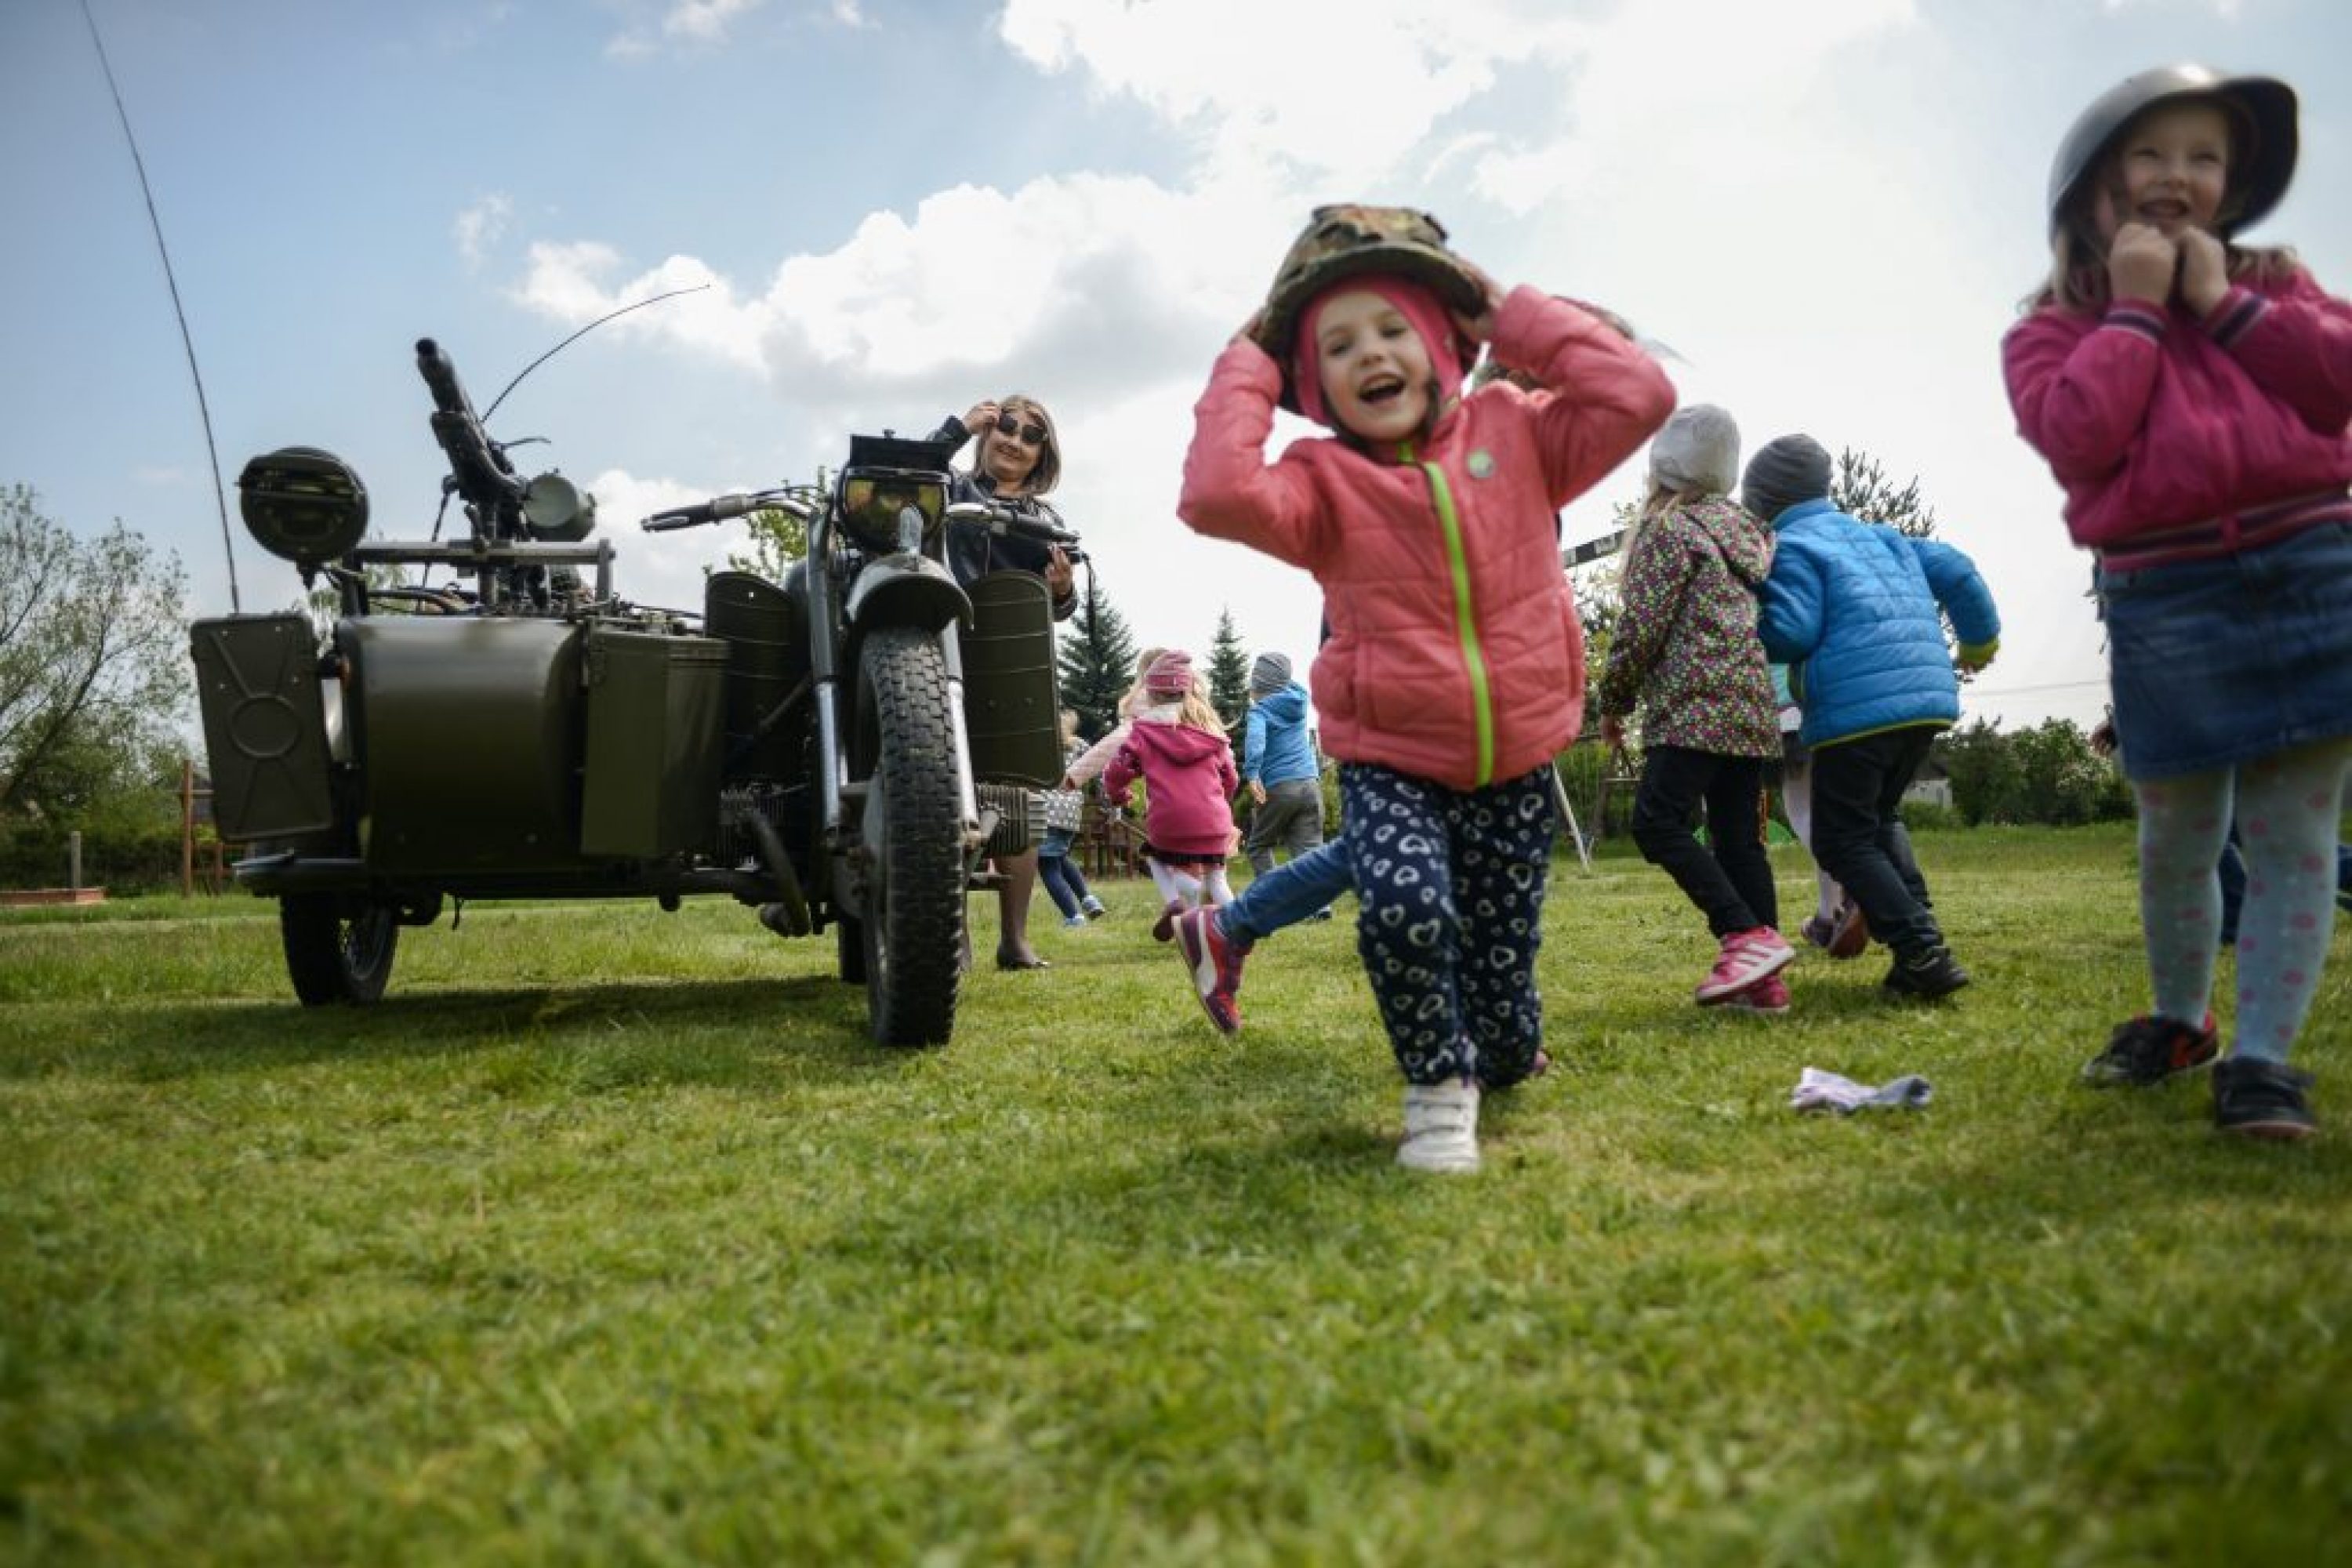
[3,826,2347,1565]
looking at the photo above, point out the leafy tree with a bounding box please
[1831,448,1937,538]
[1936,719,2024,825]
[1570,498,1639,677]
[1056,577,1138,742]
[1,486,191,817]
[1207,608,1252,731]
[2011,717,2129,826]
[724,483,818,582]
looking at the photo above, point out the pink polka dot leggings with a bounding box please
[2136,739,2352,1062]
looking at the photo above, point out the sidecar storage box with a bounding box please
[962,569,1065,788]
[703,571,808,782]
[343,617,584,873]
[190,613,335,842]
[579,627,728,858]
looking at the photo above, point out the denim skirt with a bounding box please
[2097,521,2352,781]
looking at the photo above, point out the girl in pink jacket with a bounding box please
[2003,66,2352,1140]
[1102,649,1241,930]
[1178,205,1674,1173]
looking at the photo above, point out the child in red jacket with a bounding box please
[2003,65,2352,1139]
[1102,650,1240,931]
[1178,205,1673,1172]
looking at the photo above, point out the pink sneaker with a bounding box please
[1718,972,1791,1014]
[1172,906,1244,1033]
[1695,927,1797,1004]
[1151,898,1184,943]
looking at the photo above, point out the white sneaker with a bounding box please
[1397,1080,1480,1173]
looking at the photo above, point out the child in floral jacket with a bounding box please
[1595,405,1794,1012]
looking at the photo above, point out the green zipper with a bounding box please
[1399,441,1494,784]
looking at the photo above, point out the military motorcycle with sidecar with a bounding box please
[191,336,1072,1045]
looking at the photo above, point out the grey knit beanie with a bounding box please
[1740,434,1833,524]
[1249,652,1292,696]
[1648,404,1740,495]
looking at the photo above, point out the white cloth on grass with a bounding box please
[1791,1066,1933,1114]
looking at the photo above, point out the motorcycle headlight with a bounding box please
[238,446,368,568]
[837,474,945,556]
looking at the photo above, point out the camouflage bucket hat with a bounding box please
[1251,204,1486,411]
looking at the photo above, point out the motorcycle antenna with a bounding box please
[81,0,241,611]
[480,283,711,423]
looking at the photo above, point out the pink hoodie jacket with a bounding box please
[1102,710,1240,857]
[2002,268,2352,562]
[1178,287,1674,791]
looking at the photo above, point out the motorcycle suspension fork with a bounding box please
[937,622,983,854]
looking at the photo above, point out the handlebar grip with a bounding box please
[639,494,759,532]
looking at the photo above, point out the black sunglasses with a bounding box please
[993,412,1048,448]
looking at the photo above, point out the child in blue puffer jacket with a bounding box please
[1745,434,2001,1000]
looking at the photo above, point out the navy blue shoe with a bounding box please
[2212,1057,2316,1141]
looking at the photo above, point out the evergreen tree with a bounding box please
[1831,448,1938,537]
[1207,608,1253,731]
[1056,577,1138,742]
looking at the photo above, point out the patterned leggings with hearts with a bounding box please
[1338,762,1555,1090]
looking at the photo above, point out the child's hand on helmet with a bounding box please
[2177,229,2230,317]
[1234,307,1268,348]
[2108,222,2179,306]
[1448,260,1504,345]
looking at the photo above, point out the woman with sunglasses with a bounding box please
[928,393,1080,971]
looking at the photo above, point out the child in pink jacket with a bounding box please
[2004,65,2352,1139]
[1102,649,1241,931]
[1177,205,1674,1172]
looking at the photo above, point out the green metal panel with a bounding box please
[580,628,729,858]
[962,571,1063,789]
[190,614,333,841]
[703,571,808,782]
[345,618,584,873]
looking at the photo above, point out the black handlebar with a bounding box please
[641,493,768,533]
[957,506,1087,564]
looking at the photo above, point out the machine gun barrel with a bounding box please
[416,337,526,531]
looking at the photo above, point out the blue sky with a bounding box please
[5,0,2348,735]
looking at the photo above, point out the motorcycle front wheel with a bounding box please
[279,892,399,1005]
[852,626,966,1045]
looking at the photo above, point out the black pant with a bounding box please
[1808,728,1940,957]
[1629,746,1776,938]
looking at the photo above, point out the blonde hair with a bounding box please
[1123,645,1228,738]
[1120,648,1169,717]
[1172,686,1227,739]
[1621,479,1706,574]
[992,393,1062,496]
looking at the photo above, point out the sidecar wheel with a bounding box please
[855,627,965,1046]
[280,893,399,1006]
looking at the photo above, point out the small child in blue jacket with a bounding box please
[1745,434,2001,1000]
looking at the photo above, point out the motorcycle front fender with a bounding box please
[843,553,969,637]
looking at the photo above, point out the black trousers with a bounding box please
[1629,746,1777,938]
[1808,728,1941,957]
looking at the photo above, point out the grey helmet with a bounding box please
[2046,64,2297,240]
